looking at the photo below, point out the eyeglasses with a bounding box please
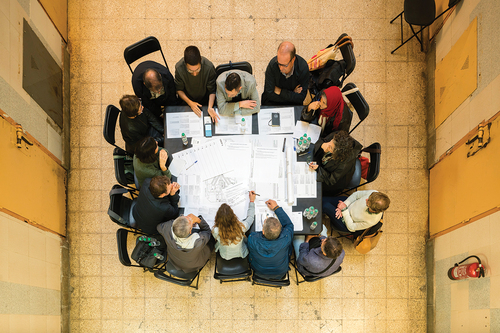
[187,65,201,74]
[277,57,294,68]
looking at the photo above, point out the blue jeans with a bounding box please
[293,225,328,259]
[322,196,351,233]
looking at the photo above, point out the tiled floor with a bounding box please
[67,0,428,332]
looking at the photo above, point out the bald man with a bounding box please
[132,61,178,119]
[262,41,310,106]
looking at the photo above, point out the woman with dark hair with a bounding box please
[309,130,362,194]
[301,86,352,138]
[212,191,256,260]
[133,136,171,188]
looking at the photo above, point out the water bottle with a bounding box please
[312,209,319,218]
[298,140,304,153]
[153,252,164,261]
[138,236,151,242]
[181,133,188,146]
[310,221,318,230]
[240,118,246,133]
[308,206,315,220]
[303,208,310,218]
[307,137,312,148]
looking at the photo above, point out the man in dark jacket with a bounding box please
[261,41,310,106]
[309,130,363,195]
[132,176,180,235]
[293,225,345,278]
[132,61,177,119]
[118,95,164,154]
[247,199,293,279]
[157,213,214,273]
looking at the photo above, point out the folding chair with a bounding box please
[103,105,126,151]
[213,252,252,283]
[116,228,167,271]
[124,36,168,73]
[341,83,369,134]
[339,143,381,196]
[215,61,253,78]
[154,260,207,290]
[292,259,342,285]
[390,0,462,54]
[113,148,137,193]
[251,271,290,288]
[107,184,138,228]
[335,33,356,83]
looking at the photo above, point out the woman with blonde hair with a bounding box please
[212,191,256,260]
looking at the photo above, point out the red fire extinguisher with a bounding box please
[448,255,485,280]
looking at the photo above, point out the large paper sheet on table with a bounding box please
[171,140,233,180]
[166,112,203,138]
[215,113,253,135]
[293,120,321,143]
[258,107,295,134]
[293,162,317,198]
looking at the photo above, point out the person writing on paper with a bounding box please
[292,225,345,278]
[301,86,352,138]
[308,131,362,195]
[247,199,293,279]
[174,46,218,122]
[133,136,171,188]
[212,191,256,260]
[132,176,180,235]
[324,190,390,233]
[216,70,260,117]
[157,213,215,273]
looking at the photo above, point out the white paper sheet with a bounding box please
[293,162,317,198]
[292,120,322,144]
[258,107,295,134]
[172,140,233,181]
[254,203,303,232]
[215,113,253,135]
[166,112,204,138]
[168,157,187,177]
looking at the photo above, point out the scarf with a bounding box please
[318,86,344,132]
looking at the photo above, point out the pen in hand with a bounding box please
[248,191,260,196]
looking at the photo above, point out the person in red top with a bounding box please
[301,86,352,138]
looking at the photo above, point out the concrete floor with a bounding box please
[67,0,428,332]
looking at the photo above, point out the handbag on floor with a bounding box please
[353,219,384,254]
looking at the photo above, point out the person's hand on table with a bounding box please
[307,101,320,112]
[274,86,281,95]
[159,149,168,171]
[188,100,202,117]
[265,199,278,211]
[337,201,347,210]
[249,191,257,202]
[308,162,318,171]
[187,213,201,225]
[239,100,257,109]
[294,85,303,94]
[207,107,219,123]
[170,182,180,196]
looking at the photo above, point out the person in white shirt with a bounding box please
[323,190,390,233]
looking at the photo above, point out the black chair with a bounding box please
[116,228,166,270]
[338,143,381,196]
[215,61,253,78]
[103,105,125,151]
[108,184,138,228]
[341,83,369,134]
[124,36,168,73]
[251,271,290,288]
[390,0,462,54]
[154,260,207,290]
[113,148,137,193]
[213,252,252,283]
[293,263,342,284]
[335,33,356,82]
